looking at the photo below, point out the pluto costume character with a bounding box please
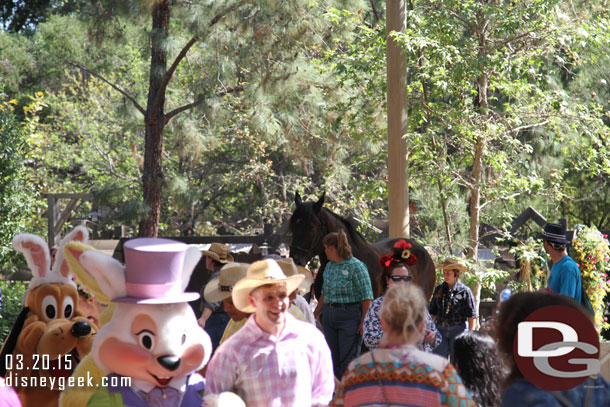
[0,226,97,407]
[69,238,212,407]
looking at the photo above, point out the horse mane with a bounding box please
[321,208,368,246]
[290,200,365,242]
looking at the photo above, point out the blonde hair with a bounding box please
[323,230,352,259]
[380,283,426,339]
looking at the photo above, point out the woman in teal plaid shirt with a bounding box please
[314,230,374,379]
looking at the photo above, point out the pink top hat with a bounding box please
[113,238,200,304]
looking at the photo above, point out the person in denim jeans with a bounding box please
[314,230,374,380]
[429,258,476,364]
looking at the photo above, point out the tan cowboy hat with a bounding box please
[438,257,467,272]
[201,242,234,263]
[232,259,305,313]
[276,258,313,292]
[203,262,250,303]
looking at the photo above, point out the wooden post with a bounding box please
[387,0,409,238]
[44,193,93,249]
[47,194,56,251]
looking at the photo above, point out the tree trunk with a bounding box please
[468,10,491,329]
[387,0,410,238]
[139,0,170,237]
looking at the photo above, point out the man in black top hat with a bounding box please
[540,223,582,303]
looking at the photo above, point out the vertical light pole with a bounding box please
[387,0,409,238]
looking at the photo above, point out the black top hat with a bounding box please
[539,223,570,244]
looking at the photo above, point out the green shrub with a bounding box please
[0,280,28,344]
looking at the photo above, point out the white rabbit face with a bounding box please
[92,303,210,387]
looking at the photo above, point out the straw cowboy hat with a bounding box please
[201,242,234,263]
[437,258,467,272]
[203,262,250,303]
[232,259,304,313]
[276,258,313,292]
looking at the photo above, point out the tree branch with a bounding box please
[510,120,550,133]
[369,0,380,23]
[164,85,245,123]
[68,62,146,116]
[150,35,200,117]
[151,2,238,120]
[493,31,533,52]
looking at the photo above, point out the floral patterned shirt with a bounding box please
[363,296,441,352]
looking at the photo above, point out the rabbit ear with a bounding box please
[54,225,89,279]
[181,246,202,292]
[64,241,111,304]
[77,250,127,299]
[13,234,51,280]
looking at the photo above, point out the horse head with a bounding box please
[289,192,326,266]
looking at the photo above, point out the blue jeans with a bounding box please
[321,303,362,379]
[204,312,230,353]
[433,323,466,364]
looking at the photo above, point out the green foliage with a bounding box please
[390,0,610,255]
[460,259,510,293]
[571,225,610,331]
[508,238,550,292]
[0,96,37,274]
[1,0,610,253]
[0,281,28,345]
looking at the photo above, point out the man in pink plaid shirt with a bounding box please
[204,259,334,406]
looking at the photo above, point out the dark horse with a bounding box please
[289,193,436,300]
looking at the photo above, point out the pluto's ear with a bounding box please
[295,191,302,206]
[313,192,325,213]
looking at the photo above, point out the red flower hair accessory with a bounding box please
[379,254,396,270]
[392,240,417,266]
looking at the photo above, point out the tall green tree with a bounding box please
[0,95,40,273]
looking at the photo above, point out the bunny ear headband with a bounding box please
[380,240,418,272]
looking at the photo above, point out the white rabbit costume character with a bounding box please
[66,238,212,407]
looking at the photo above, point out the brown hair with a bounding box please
[380,283,426,340]
[376,262,409,297]
[496,291,591,387]
[323,230,352,259]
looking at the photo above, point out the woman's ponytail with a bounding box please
[323,230,353,260]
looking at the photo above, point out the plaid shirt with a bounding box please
[205,313,334,407]
[429,281,477,326]
[219,305,308,345]
[322,257,374,304]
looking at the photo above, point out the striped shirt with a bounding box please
[331,345,476,407]
[322,257,373,304]
[205,313,334,407]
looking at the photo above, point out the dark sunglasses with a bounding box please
[389,275,412,282]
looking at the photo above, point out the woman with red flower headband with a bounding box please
[363,240,441,352]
